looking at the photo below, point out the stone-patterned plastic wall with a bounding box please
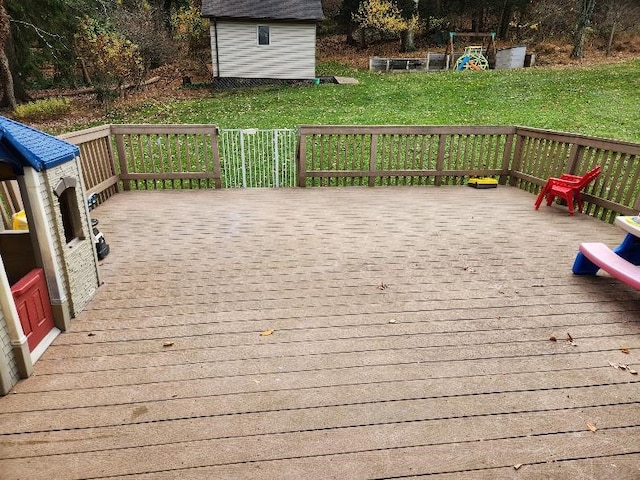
[42,160,100,316]
[0,311,19,390]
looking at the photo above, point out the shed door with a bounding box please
[11,268,55,351]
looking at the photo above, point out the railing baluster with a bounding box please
[47,124,639,223]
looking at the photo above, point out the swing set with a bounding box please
[445,32,497,71]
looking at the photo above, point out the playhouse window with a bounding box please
[258,25,270,46]
[54,178,84,244]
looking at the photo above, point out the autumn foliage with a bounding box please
[75,16,144,99]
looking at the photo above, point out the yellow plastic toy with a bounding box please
[11,210,28,230]
[467,177,498,189]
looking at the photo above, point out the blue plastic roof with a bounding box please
[0,116,79,174]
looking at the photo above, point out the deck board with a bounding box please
[1,186,639,479]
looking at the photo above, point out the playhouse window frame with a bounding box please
[54,178,85,245]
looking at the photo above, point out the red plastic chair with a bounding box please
[534,166,602,215]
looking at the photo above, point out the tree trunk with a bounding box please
[499,0,514,41]
[400,29,416,52]
[0,0,15,110]
[0,49,14,109]
[606,21,617,56]
[571,0,596,58]
[345,21,358,46]
[5,35,30,104]
[358,27,367,49]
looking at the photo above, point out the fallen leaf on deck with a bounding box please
[513,464,523,470]
[377,283,388,290]
[621,348,630,354]
[260,329,274,336]
[87,332,96,337]
[608,362,637,374]
[162,341,174,347]
[586,422,598,432]
[388,319,397,324]
[549,336,557,342]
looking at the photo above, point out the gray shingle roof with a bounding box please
[201,0,323,21]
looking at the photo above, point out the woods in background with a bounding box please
[0,0,639,109]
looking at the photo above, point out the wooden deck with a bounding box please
[1,186,639,479]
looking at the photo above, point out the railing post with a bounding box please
[114,131,130,191]
[368,133,378,187]
[105,127,119,193]
[499,131,515,185]
[211,126,222,189]
[509,131,525,187]
[567,143,585,174]
[297,128,307,187]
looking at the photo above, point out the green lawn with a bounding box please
[102,59,640,142]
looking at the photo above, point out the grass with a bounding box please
[99,59,640,142]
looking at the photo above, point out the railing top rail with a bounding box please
[515,126,640,154]
[298,125,517,135]
[58,124,111,144]
[110,124,219,135]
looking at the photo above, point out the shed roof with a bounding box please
[201,0,323,21]
[0,116,79,174]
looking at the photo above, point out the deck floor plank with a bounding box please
[1,187,639,479]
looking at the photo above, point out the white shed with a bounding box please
[201,0,324,81]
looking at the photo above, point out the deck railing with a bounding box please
[511,127,640,222]
[297,125,515,187]
[111,124,222,190]
[2,124,639,228]
[296,125,640,222]
[59,125,119,204]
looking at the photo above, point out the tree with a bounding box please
[75,16,144,105]
[0,0,15,109]
[171,2,210,55]
[338,0,363,45]
[599,0,640,56]
[571,0,596,58]
[7,0,85,85]
[353,0,417,48]
[397,0,419,52]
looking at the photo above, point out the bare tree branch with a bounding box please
[9,18,66,52]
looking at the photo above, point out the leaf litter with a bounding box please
[608,361,638,375]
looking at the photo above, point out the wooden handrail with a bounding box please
[2,123,636,228]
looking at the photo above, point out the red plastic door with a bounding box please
[10,268,55,351]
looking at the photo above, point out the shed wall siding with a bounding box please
[211,21,316,79]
